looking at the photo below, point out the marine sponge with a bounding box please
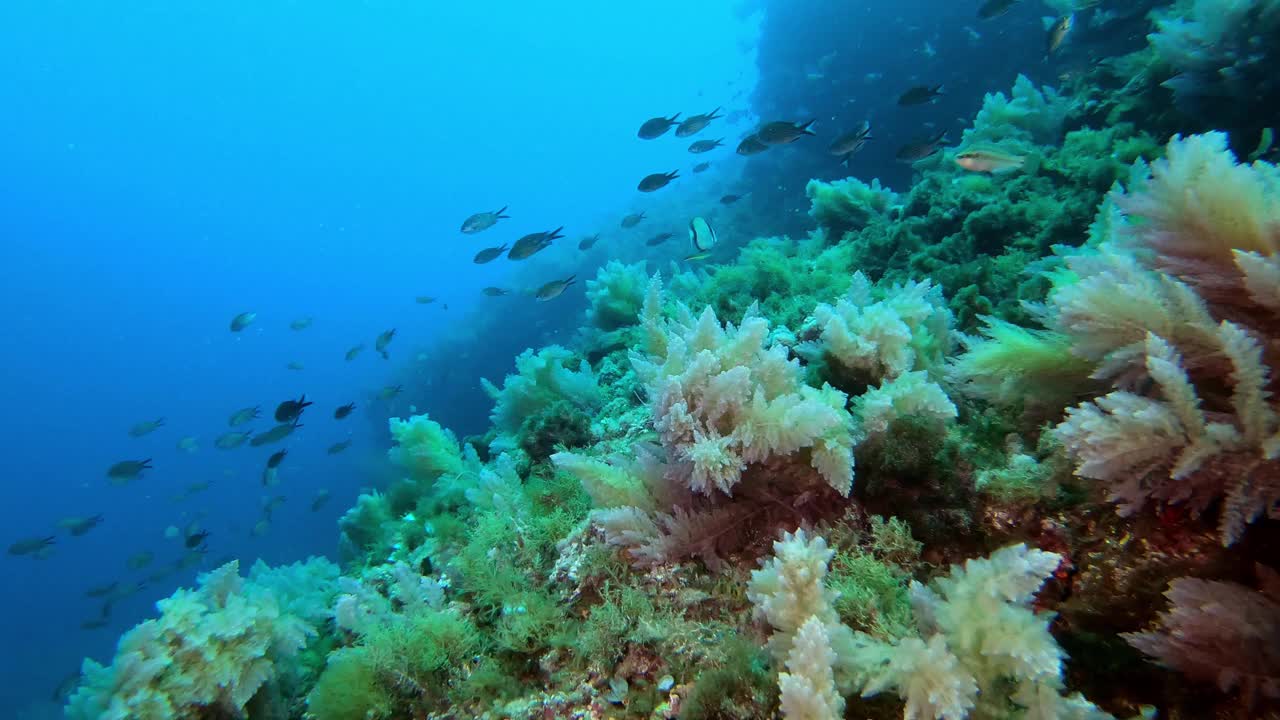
[67,560,325,720]
[632,289,855,496]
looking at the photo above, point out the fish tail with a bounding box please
[799,119,817,135]
[667,170,680,179]
[496,205,510,217]
[550,226,565,240]
[708,106,722,119]
[668,112,681,122]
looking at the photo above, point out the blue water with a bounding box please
[0,2,754,714]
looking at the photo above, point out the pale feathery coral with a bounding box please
[779,616,846,720]
[481,345,601,436]
[854,370,957,441]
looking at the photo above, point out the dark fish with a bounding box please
[646,232,675,246]
[473,244,508,264]
[1046,14,1074,56]
[128,418,165,438]
[736,134,770,155]
[7,535,55,556]
[378,385,402,400]
[756,120,816,145]
[107,459,152,483]
[720,194,746,205]
[692,162,711,173]
[415,296,437,305]
[482,287,510,297]
[460,206,511,234]
[184,530,210,549]
[345,344,364,361]
[638,171,679,192]
[509,226,565,260]
[57,514,104,537]
[229,312,256,332]
[126,551,153,570]
[289,317,313,331]
[215,431,252,450]
[688,138,724,153]
[275,395,312,423]
[896,131,950,162]
[327,440,352,455]
[637,113,681,139]
[311,489,332,511]
[535,275,576,301]
[978,0,1020,18]
[897,84,944,105]
[286,361,304,371]
[578,234,601,250]
[829,121,873,161]
[266,449,288,469]
[621,212,646,228]
[262,466,279,487]
[375,329,395,359]
[250,421,300,447]
[334,402,355,419]
[674,107,722,137]
[84,581,118,599]
[228,406,260,426]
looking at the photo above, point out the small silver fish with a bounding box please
[535,275,577,301]
[229,311,256,332]
[637,113,681,139]
[675,108,722,137]
[460,206,510,234]
[756,120,816,145]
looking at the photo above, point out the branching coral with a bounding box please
[632,275,856,497]
[67,559,334,720]
[1123,566,1280,704]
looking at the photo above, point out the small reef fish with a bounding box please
[638,171,679,192]
[415,296,437,305]
[692,162,711,173]
[637,113,681,139]
[473,244,508,264]
[275,395,312,423]
[896,131,949,162]
[228,406,260,426]
[482,287,510,297]
[460,206,510,234]
[126,551,154,570]
[379,385,402,400]
[334,402,355,419]
[7,535,55,557]
[897,84,944,105]
[310,489,332,511]
[954,148,1027,174]
[345,344,364,361]
[646,232,675,247]
[720,194,746,205]
[829,121,872,163]
[978,0,1020,19]
[509,227,565,260]
[689,216,718,253]
[286,361,304,371]
[736,134,770,155]
[535,275,576,301]
[1046,14,1074,56]
[578,234,601,250]
[215,431,253,450]
[688,138,724,153]
[289,317,313,331]
[266,449,288,469]
[375,329,395,359]
[184,530,210,549]
[327,440,352,455]
[756,120,816,145]
[107,459,153,483]
[621,212,646,228]
[263,495,287,516]
[675,107,722,137]
[684,251,714,262]
[250,422,300,447]
[57,514,104,536]
[252,518,271,537]
[229,311,256,332]
[176,436,199,454]
[128,418,164,438]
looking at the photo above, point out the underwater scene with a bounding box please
[3,0,1278,718]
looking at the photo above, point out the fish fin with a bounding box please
[380,351,388,360]
[708,106,722,119]
[933,84,945,95]
[839,153,853,167]
[550,226,565,240]
[667,170,680,179]
[799,119,817,135]
[668,112,681,122]
[496,205,510,217]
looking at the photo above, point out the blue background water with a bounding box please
[0,0,1073,715]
